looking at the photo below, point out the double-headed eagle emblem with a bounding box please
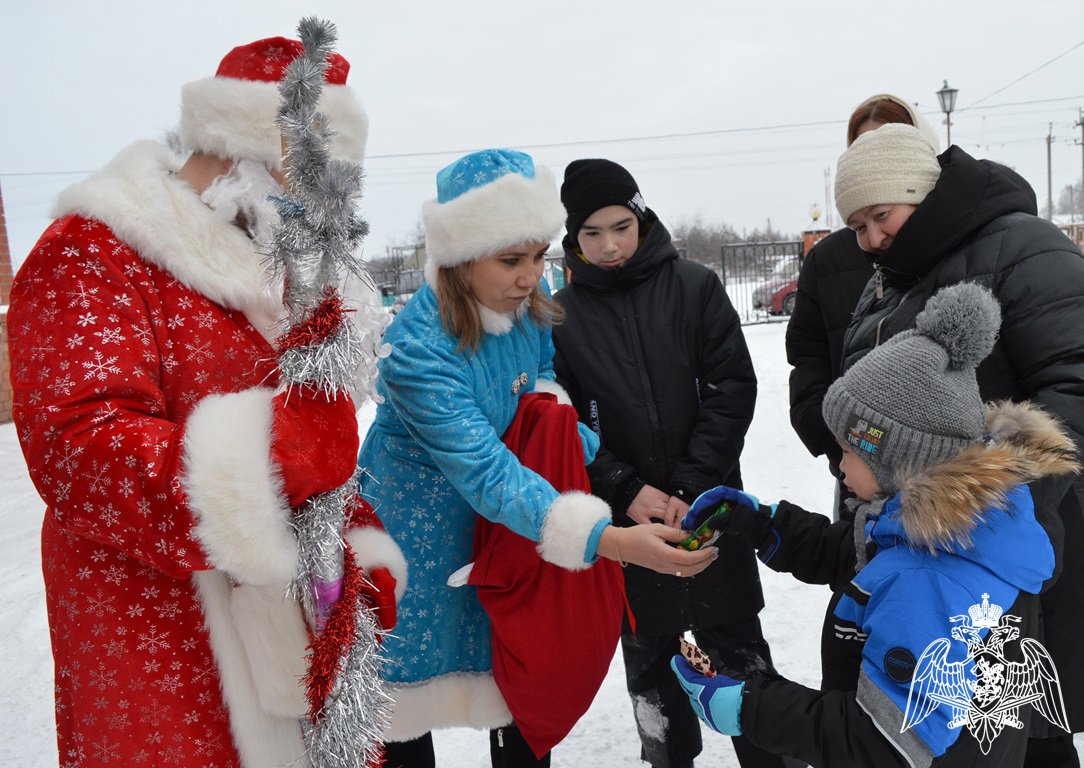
[902,593,1068,754]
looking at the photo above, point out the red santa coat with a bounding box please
[7,141,406,768]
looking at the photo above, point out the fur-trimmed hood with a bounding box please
[885,400,1079,553]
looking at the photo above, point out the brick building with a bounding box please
[0,184,15,423]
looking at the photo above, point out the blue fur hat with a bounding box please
[422,149,566,284]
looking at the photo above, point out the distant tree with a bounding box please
[670,216,797,268]
[670,216,742,266]
[740,220,795,243]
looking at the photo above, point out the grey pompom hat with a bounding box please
[822,282,1001,494]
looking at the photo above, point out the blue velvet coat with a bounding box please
[358,283,601,739]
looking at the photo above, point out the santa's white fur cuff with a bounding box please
[183,387,297,585]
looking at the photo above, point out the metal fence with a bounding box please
[370,254,570,313]
[720,241,803,325]
[372,266,424,311]
[369,245,802,326]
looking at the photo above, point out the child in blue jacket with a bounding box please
[672,283,1078,767]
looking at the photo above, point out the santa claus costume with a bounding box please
[7,37,405,768]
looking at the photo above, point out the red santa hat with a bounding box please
[179,36,368,169]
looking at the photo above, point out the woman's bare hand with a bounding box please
[598,523,716,577]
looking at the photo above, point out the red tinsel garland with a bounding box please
[305,539,362,719]
[278,287,349,352]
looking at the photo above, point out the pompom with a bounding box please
[914,282,1001,370]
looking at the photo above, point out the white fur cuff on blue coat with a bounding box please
[538,492,612,571]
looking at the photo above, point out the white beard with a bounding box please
[200,159,283,250]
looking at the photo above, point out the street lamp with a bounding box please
[936,80,959,148]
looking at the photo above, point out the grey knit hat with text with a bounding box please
[822,282,1001,494]
[834,122,941,223]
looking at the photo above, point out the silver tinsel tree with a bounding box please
[270,16,391,768]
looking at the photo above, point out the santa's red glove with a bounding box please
[359,566,398,632]
[269,386,360,508]
[346,494,383,529]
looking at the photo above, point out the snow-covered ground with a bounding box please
[1,320,1079,765]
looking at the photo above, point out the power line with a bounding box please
[370,97,1083,159]
[3,94,1082,177]
[359,119,847,161]
[959,95,1084,112]
[962,40,1084,110]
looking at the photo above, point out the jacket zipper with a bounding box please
[874,315,887,348]
[623,293,666,467]
[872,262,888,347]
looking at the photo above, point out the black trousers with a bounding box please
[621,616,791,768]
[382,726,551,768]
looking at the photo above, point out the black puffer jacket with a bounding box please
[840,145,1084,732]
[785,229,873,472]
[553,213,762,633]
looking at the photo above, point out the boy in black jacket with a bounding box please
[552,159,784,768]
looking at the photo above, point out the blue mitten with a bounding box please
[670,654,746,736]
[682,486,760,529]
[680,485,775,549]
[577,422,600,463]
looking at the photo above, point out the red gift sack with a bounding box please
[468,392,626,758]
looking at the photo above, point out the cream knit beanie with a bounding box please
[834,123,941,224]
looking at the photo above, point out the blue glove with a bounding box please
[680,485,775,550]
[577,422,600,464]
[671,654,746,736]
[682,486,761,530]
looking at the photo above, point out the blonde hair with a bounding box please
[435,262,564,352]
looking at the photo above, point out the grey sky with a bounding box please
[2,1,1082,270]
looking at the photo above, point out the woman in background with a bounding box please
[785,94,940,502]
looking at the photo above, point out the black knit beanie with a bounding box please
[560,159,647,241]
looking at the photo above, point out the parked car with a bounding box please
[752,257,800,315]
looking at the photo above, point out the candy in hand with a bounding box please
[679,637,716,676]
[676,501,732,551]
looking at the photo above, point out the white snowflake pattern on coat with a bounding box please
[9,141,406,768]
[357,283,607,741]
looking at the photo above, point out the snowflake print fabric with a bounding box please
[11,213,280,766]
[9,24,403,767]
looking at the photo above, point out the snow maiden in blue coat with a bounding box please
[357,149,718,768]
[672,284,1079,767]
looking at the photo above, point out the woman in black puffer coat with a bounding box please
[787,94,938,492]
[785,229,871,473]
[835,123,1084,766]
